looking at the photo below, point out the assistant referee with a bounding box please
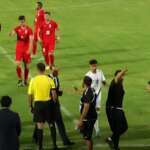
[28,63,58,150]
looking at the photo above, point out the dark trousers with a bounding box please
[106,108,128,150]
[55,103,71,144]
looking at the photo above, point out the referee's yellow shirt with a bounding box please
[28,75,55,101]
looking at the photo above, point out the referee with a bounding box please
[106,68,128,150]
[28,63,58,150]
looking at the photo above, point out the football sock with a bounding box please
[49,54,54,65]
[49,123,57,148]
[94,119,100,135]
[32,40,37,55]
[37,129,43,150]
[16,66,22,80]
[24,67,29,82]
[45,55,49,66]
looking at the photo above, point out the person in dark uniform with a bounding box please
[106,69,128,150]
[78,76,97,150]
[49,67,75,146]
[0,96,21,150]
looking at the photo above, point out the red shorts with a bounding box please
[42,42,55,56]
[16,41,31,64]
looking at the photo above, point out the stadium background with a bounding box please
[0,0,150,149]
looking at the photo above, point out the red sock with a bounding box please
[24,67,29,81]
[32,40,37,55]
[16,66,22,80]
[49,54,54,65]
[45,55,49,65]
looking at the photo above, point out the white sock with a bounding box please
[94,119,100,134]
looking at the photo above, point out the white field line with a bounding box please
[61,105,78,125]
[0,46,15,63]
[0,46,77,124]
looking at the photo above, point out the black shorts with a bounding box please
[33,100,56,123]
[80,120,96,140]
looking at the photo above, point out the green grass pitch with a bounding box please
[0,0,150,149]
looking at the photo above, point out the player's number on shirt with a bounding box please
[46,30,51,35]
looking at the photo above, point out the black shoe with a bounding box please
[106,137,114,149]
[64,141,75,146]
[17,80,23,87]
[24,80,28,86]
[53,147,59,150]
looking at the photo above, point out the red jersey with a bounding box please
[40,20,58,44]
[15,25,33,43]
[34,9,45,30]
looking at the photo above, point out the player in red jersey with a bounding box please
[10,16,33,87]
[32,1,45,55]
[39,11,60,70]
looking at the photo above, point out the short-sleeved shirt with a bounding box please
[80,88,97,120]
[40,20,58,44]
[14,25,33,42]
[106,79,125,108]
[34,9,45,30]
[86,69,106,94]
[28,74,55,101]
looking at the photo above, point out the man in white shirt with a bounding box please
[86,59,106,136]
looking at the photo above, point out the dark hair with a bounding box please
[0,96,12,107]
[83,76,92,87]
[148,81,150,85]
[37,1,43,7]
[89,59,98,65]
[45,11,51,16]
[18,15,25,21]
[37,63,45,72]
[114,69,122,76]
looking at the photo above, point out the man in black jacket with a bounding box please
[106,69,128,150]
[49,67,74,146]
[0,96,21,150]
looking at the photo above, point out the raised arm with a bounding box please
[115,68,128,83]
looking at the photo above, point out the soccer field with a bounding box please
[0,0,150,149]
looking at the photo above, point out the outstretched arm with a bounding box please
[115,68,128,83]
